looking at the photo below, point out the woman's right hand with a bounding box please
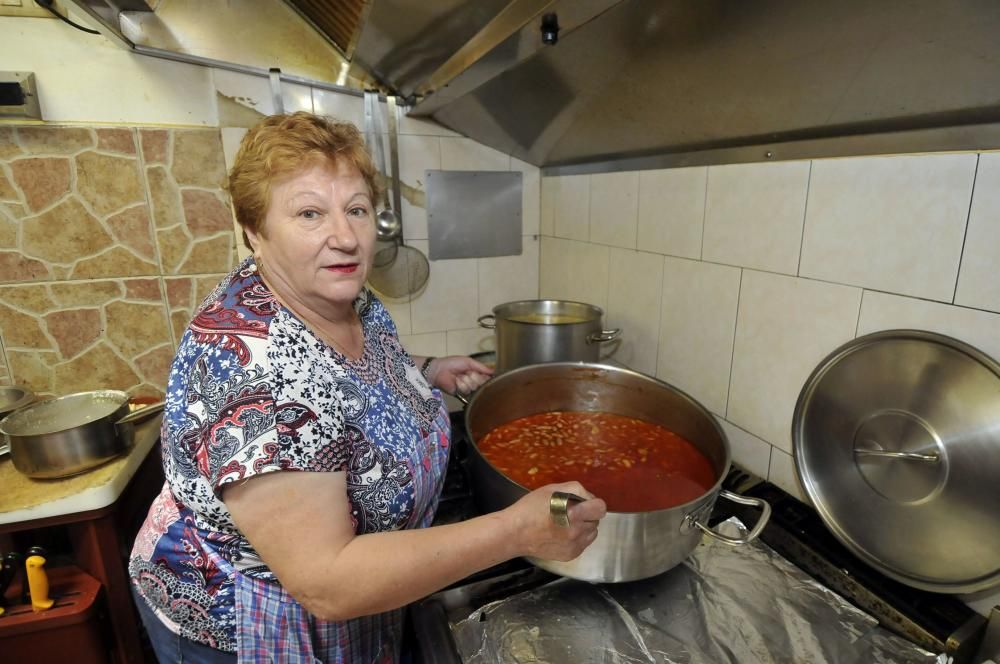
[503,482,607,562]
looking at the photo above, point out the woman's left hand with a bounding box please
[425,355,493,395]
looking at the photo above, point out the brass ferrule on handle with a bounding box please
[549,491,586,527]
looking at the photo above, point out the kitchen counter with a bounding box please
[0,414,162,525]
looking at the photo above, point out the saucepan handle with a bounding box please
[477,314,496,329]
[115,401,166,448]
[116,401,165,425]
[686,490,771,546]
[586,328,621,344]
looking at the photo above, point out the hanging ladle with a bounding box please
[365,91,401,243]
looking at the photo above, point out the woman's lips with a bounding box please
[325,263,359,274]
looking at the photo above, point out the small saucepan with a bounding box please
[0,390,164,479]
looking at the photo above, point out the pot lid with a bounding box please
[792,329,1000,594]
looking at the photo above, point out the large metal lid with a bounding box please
[792,330,1000,594]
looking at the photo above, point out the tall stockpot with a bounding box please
[477,300,621,374]
[463,362,770,583]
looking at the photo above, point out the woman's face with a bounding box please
[246,159,376,316]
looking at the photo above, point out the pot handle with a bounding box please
[477,314,496,329]
[586,328,621,344]
[686,490,771,546]
[115,401,165,425]
[115,401,166,448]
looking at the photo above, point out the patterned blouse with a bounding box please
[129,257,451,663]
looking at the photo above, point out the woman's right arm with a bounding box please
[223,470,605,621]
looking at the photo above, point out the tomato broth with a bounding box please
[478,411,717,512]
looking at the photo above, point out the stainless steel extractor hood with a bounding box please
[66,0,1000,173]
[349,0,1000,173]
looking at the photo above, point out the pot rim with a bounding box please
[464,361,730,516]
[490,299,604,325]
[0,389,129,437]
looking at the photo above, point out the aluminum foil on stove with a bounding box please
[451,518,948,664]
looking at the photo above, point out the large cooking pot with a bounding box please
[478,300,622,374]
[0,390,164,478]
[463,362,771,582]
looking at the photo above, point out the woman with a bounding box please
[129,111,606,663]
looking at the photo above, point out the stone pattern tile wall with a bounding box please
[0,125,235,398]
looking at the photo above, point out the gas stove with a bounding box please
[412,412,993,663]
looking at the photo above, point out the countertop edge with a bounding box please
[0,415,163,525]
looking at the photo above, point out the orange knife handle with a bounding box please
[25,555,54,612]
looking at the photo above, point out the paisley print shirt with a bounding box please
[129,257,451,663]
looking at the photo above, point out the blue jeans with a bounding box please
[132,587,236,663]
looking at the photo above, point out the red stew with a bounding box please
[478,411,716,512]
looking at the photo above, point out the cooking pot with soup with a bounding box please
[478,300,621,374]
[463,362,771,583]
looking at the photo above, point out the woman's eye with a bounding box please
[300,209,321,220]
[348,206,370,218]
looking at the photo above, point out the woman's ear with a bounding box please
[244,225,261,255]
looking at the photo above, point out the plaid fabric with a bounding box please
[235,573,400,664]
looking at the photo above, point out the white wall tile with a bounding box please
[590,172,638,249]
[728,270,862,453]
[381,298,412,336]
[478,236,539,311]
[955,153,1000,312]
[540,176,556,237]
[397,134,441,241]
[399,332,447,357]
[606,249,664,375]
[637,167,706,260]
[857,290,1000,362]
[538,237,611,310]
[1,18,216,125]
[220,128,248,171]
[717,419,772,480]
[408,241,479,333]
[511,158,540,236]
[446,328,494,356]
[800,154,976,301]
[703,161,810,275]
[550,175,591,241]
[440,137,510,171]
[214,69,312,120]
[312,88,364,127]
[768,448,810,504]
[656,258,741,416]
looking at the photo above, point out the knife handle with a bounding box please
[0,551,21,604]
[26,555,54,612]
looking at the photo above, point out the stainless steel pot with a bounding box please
[463,362,771,582]
[0,390,164,478]
[478,300,621,374]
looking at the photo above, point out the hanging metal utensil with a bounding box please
[363,91,401,270]
[368,96,430,298]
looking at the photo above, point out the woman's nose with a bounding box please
[326,212,359,251]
